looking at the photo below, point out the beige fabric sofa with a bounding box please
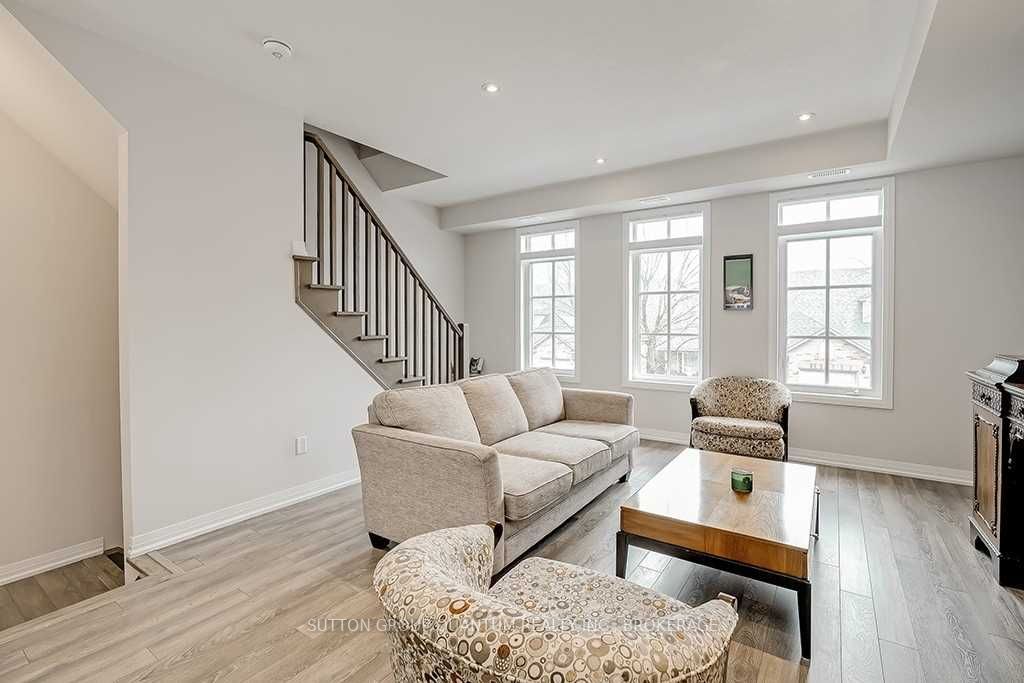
[352,368,638,571]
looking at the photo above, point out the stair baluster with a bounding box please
[353,203,360,312]
[316,146,326,285]
[366,216,373,334]
[413,277,418,373]
[297,131,464,388]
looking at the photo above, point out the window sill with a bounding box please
[556,375,581,386]
[790,390,892,410]
[622,379,697,394]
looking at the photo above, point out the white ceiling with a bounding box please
[14,0,921,207]
[0,4,120,205]
[887,0,1024,168]
[433,0,1024,230]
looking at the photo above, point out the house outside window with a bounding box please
[769,179,894,408]
[516,221,577,378]
[623,203,710,390]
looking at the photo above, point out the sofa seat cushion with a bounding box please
[458,374,529,445]
[502,455,628,543]
[490,556,694,625]
[372,384,481,443]
[536,420,639,460]
[494,432,611,485]
[506,368,564,430]
[498,454,572,521]
[692,416,784,441]
[690,430,785,460]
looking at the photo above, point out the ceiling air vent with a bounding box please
[808,167,851,179]
[639,196,673,205]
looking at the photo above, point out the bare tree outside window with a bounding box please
[635,249,700,379]
[627,206,706,385]
[519,223,577,375]
[528,259,574,371]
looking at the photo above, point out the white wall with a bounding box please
[0,109,121,567]
[463,228,517,377]
[465,156,1024,474]
[12,5,464,552]
[0,4,119,206]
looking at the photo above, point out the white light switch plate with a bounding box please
[295,435,309,455]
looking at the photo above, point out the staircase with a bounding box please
[294,131,465,389]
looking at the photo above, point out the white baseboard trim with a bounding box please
[639,428,691,445]
[128,471,361,557]
[789,447,971,486]
[637,432,971,486]
[0,537,105,587]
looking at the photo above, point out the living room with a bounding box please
[1,1,1023,681]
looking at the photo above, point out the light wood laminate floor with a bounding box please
[1,441,1022,682]
[0,554,124,633]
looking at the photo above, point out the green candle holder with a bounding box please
[731,468,753,493]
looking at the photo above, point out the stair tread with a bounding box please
[292,254,318,262]
[358,335,388,341]
[397,376,426,384]
[307,283,344,291]
[378,356,407,363]
[333,310,368,317]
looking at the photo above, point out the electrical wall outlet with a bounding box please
[295,435,309,455]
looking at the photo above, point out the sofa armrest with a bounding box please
[374,524,498,597]
[562,388,634,425]
[352,424,504,545]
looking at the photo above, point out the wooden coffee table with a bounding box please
[616,448,818,659]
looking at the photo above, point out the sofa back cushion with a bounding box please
[506,368,564,430]
[458,374,529,445]
[371,384,481,443]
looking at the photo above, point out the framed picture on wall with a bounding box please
[723,254,753,310]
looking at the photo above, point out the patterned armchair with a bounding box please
[689,377,792,460]
[373,524,738,683]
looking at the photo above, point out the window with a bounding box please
[770,179,894,408]
[623,204,709,388]
[517,221,577,377]
[520,227,574,253]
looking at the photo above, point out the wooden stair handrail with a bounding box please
[304,131,463,338]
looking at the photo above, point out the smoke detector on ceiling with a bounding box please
[808,167,851,179]
[262,38,293,61]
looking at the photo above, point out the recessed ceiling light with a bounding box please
[481,82,500,94]
[518,215,542,222]
[640,196,672,205]
[595,157,606,165]
[797,112,815,122]
[262,38,293,60]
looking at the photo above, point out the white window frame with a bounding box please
[514,220,579,381]
[769,178,895,409]
[621,203,711,392]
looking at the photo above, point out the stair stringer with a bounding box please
[293,255,419,389]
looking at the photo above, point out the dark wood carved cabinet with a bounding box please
[967,355,1024,586]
